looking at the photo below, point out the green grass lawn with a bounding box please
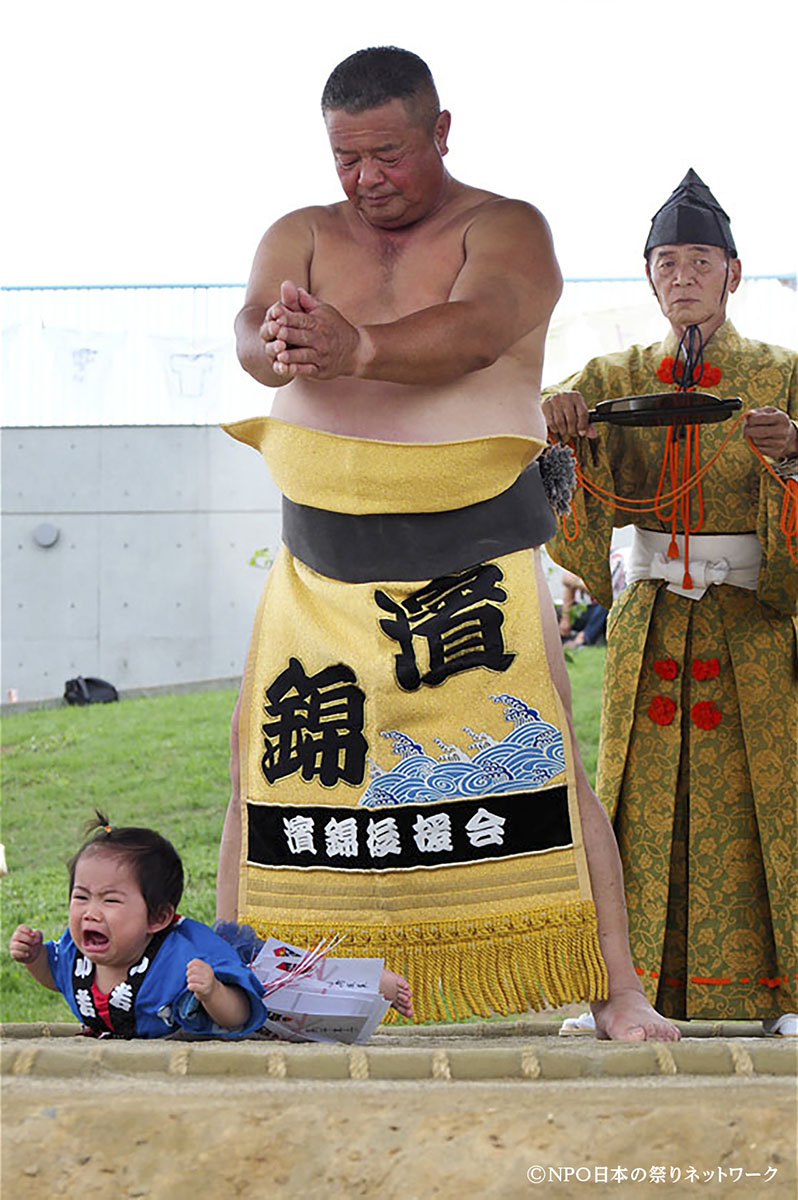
[0,648,605,1024]
[565,644,605,785]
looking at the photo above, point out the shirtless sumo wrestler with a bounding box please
[217,46,678,1041]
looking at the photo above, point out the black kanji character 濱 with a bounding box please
[375,564,515,690]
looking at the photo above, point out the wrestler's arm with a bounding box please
[234,210,315,388]
[558,571,583,637]
[269,201,563,385]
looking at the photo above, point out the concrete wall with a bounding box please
[2,426,281,703]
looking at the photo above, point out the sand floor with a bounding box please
[3,1023,796,1199]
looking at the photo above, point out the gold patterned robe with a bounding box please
[546,320,798,1019]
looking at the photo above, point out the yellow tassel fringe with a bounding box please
[246,899,607,1024]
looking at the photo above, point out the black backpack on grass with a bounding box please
[64,676,119,705]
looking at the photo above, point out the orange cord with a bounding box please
[680,429,693,588]
[560,416,798,566]
[747,442,798,562]
[567,414,742,513]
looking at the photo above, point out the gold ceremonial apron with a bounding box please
[224,417,607,1021]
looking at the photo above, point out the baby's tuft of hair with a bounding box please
[68,813,184,921]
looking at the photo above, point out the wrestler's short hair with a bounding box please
[321,46,440,132]
[68,811,184,920]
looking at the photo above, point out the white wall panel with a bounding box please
[2,425,281,703]
[99,428,208,512]
[3,514,101,639]
[3,637,103,702]
[2,429,103,512]
[207,426,281,511]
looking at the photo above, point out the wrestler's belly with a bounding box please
[270,358,547,443]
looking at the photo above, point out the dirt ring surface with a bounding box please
[3,1019,796,1199]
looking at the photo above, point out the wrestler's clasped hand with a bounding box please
[260,280,363,381]
[541,390,598,440]
[742,406,798,459]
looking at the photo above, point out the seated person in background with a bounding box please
[559,569,608,647]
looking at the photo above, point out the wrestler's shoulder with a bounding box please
[455,187,553,231]
[263,201,348,235]
[263,192,551,236]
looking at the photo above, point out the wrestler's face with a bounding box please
[647,243,741,337]
[68,848,173,972]
[325,98,451,229]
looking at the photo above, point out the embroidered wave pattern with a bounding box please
[358,694,565,807]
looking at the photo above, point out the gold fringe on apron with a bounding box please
[224,418,607,1022]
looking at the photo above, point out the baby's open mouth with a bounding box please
[82,930,110,950]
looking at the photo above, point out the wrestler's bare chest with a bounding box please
[270,204,547,442]
[309,214,465,323]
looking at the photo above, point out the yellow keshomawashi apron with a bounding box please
[224,417,607,1021]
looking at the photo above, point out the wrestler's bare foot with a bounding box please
[380,968,414,1019]
[591,988,680,1041]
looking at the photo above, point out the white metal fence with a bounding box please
[3,277,795,428]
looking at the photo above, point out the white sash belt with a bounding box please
[626,527,761,600]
